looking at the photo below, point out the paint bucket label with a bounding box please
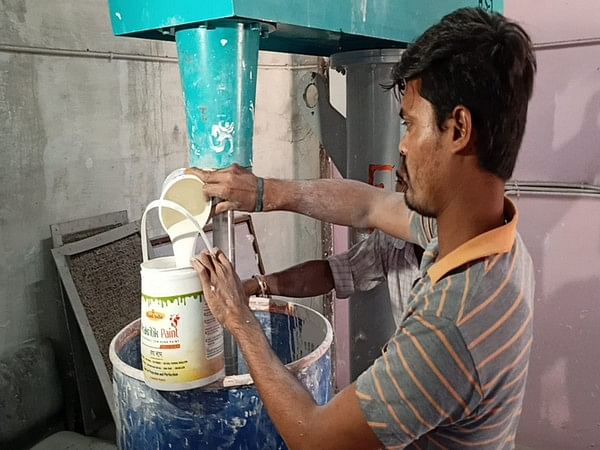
[140,200,224,391]
[140,269,224,390]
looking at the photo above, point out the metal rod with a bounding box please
[534,36,600,51]
[226,211,235,265]
[506,190,600,199]
[212,208,238,375]
[0,43,178,63]
[0,43,320,72]
[505,180,600,199]
[506,181,600,191]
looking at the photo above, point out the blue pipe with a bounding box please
[176,22,260,169]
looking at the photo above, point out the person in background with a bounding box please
[192,7,536,449]
[241,171,422,328]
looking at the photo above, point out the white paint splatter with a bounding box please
[209,121,235,153]
[85,157,94,169]
[229,416,247,429]
[115,12,122,20]
[220,39,228,47]
[24,245,38,261]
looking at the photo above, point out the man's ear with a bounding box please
[445,105,474,155]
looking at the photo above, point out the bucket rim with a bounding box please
[109,296,334,389]
[140,255,197,272]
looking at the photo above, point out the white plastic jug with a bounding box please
[139,199,224,391]
[159,169,212,268]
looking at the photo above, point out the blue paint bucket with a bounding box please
[109,297,333,449]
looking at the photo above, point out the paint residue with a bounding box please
[209,121,235,154]
[112,308,332,448]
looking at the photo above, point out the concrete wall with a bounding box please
[504,1,600,448]
[0,0,185,354]
[0,0,321,365]
[250,52,323,288]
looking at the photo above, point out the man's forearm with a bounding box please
[196,248,382,450]
[264,178,413,241]
[231,312,381,450]
[190,165,414,241]
[231,313,323,449]
[266,260,335,297]
[270,260,335,297]
[244,260,334,298]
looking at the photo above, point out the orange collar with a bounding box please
[428,198,518,285]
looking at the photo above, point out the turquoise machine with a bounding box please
[107,1,505,168]
[106,1,503,449]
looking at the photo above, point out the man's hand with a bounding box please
[242,278,259,297]
[192,249,254,330]
[186,164,258,215]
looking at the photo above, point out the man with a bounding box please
[241,173,421,327]
[192,7,536,449]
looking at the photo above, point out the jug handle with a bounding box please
[140,199,213,263]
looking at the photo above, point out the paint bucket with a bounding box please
[159,169,212,268]
[139,199,224,391]
[109,297,333,449]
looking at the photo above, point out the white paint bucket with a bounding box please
[139,200,224,391]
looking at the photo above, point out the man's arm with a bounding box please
[193,250,382,450]
[242,231,393,299]
[242,260,335,298]
[187,164,414,242]
[232,315,382,450]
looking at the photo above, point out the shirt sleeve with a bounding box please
[355,314,482,447]
[409,213,438,248]
[327,231,390,298]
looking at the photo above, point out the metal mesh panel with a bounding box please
[61,224,121,244]
[68,234,142,375]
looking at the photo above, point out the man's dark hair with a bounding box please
[392,7,536,180]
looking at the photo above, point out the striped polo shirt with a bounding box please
[356,197,535,449]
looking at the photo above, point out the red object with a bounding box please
[368,164,394,189]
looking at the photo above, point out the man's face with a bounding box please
[398,80,447,218]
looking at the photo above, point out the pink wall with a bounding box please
[512,196,600,449]
[505,1,600,448]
